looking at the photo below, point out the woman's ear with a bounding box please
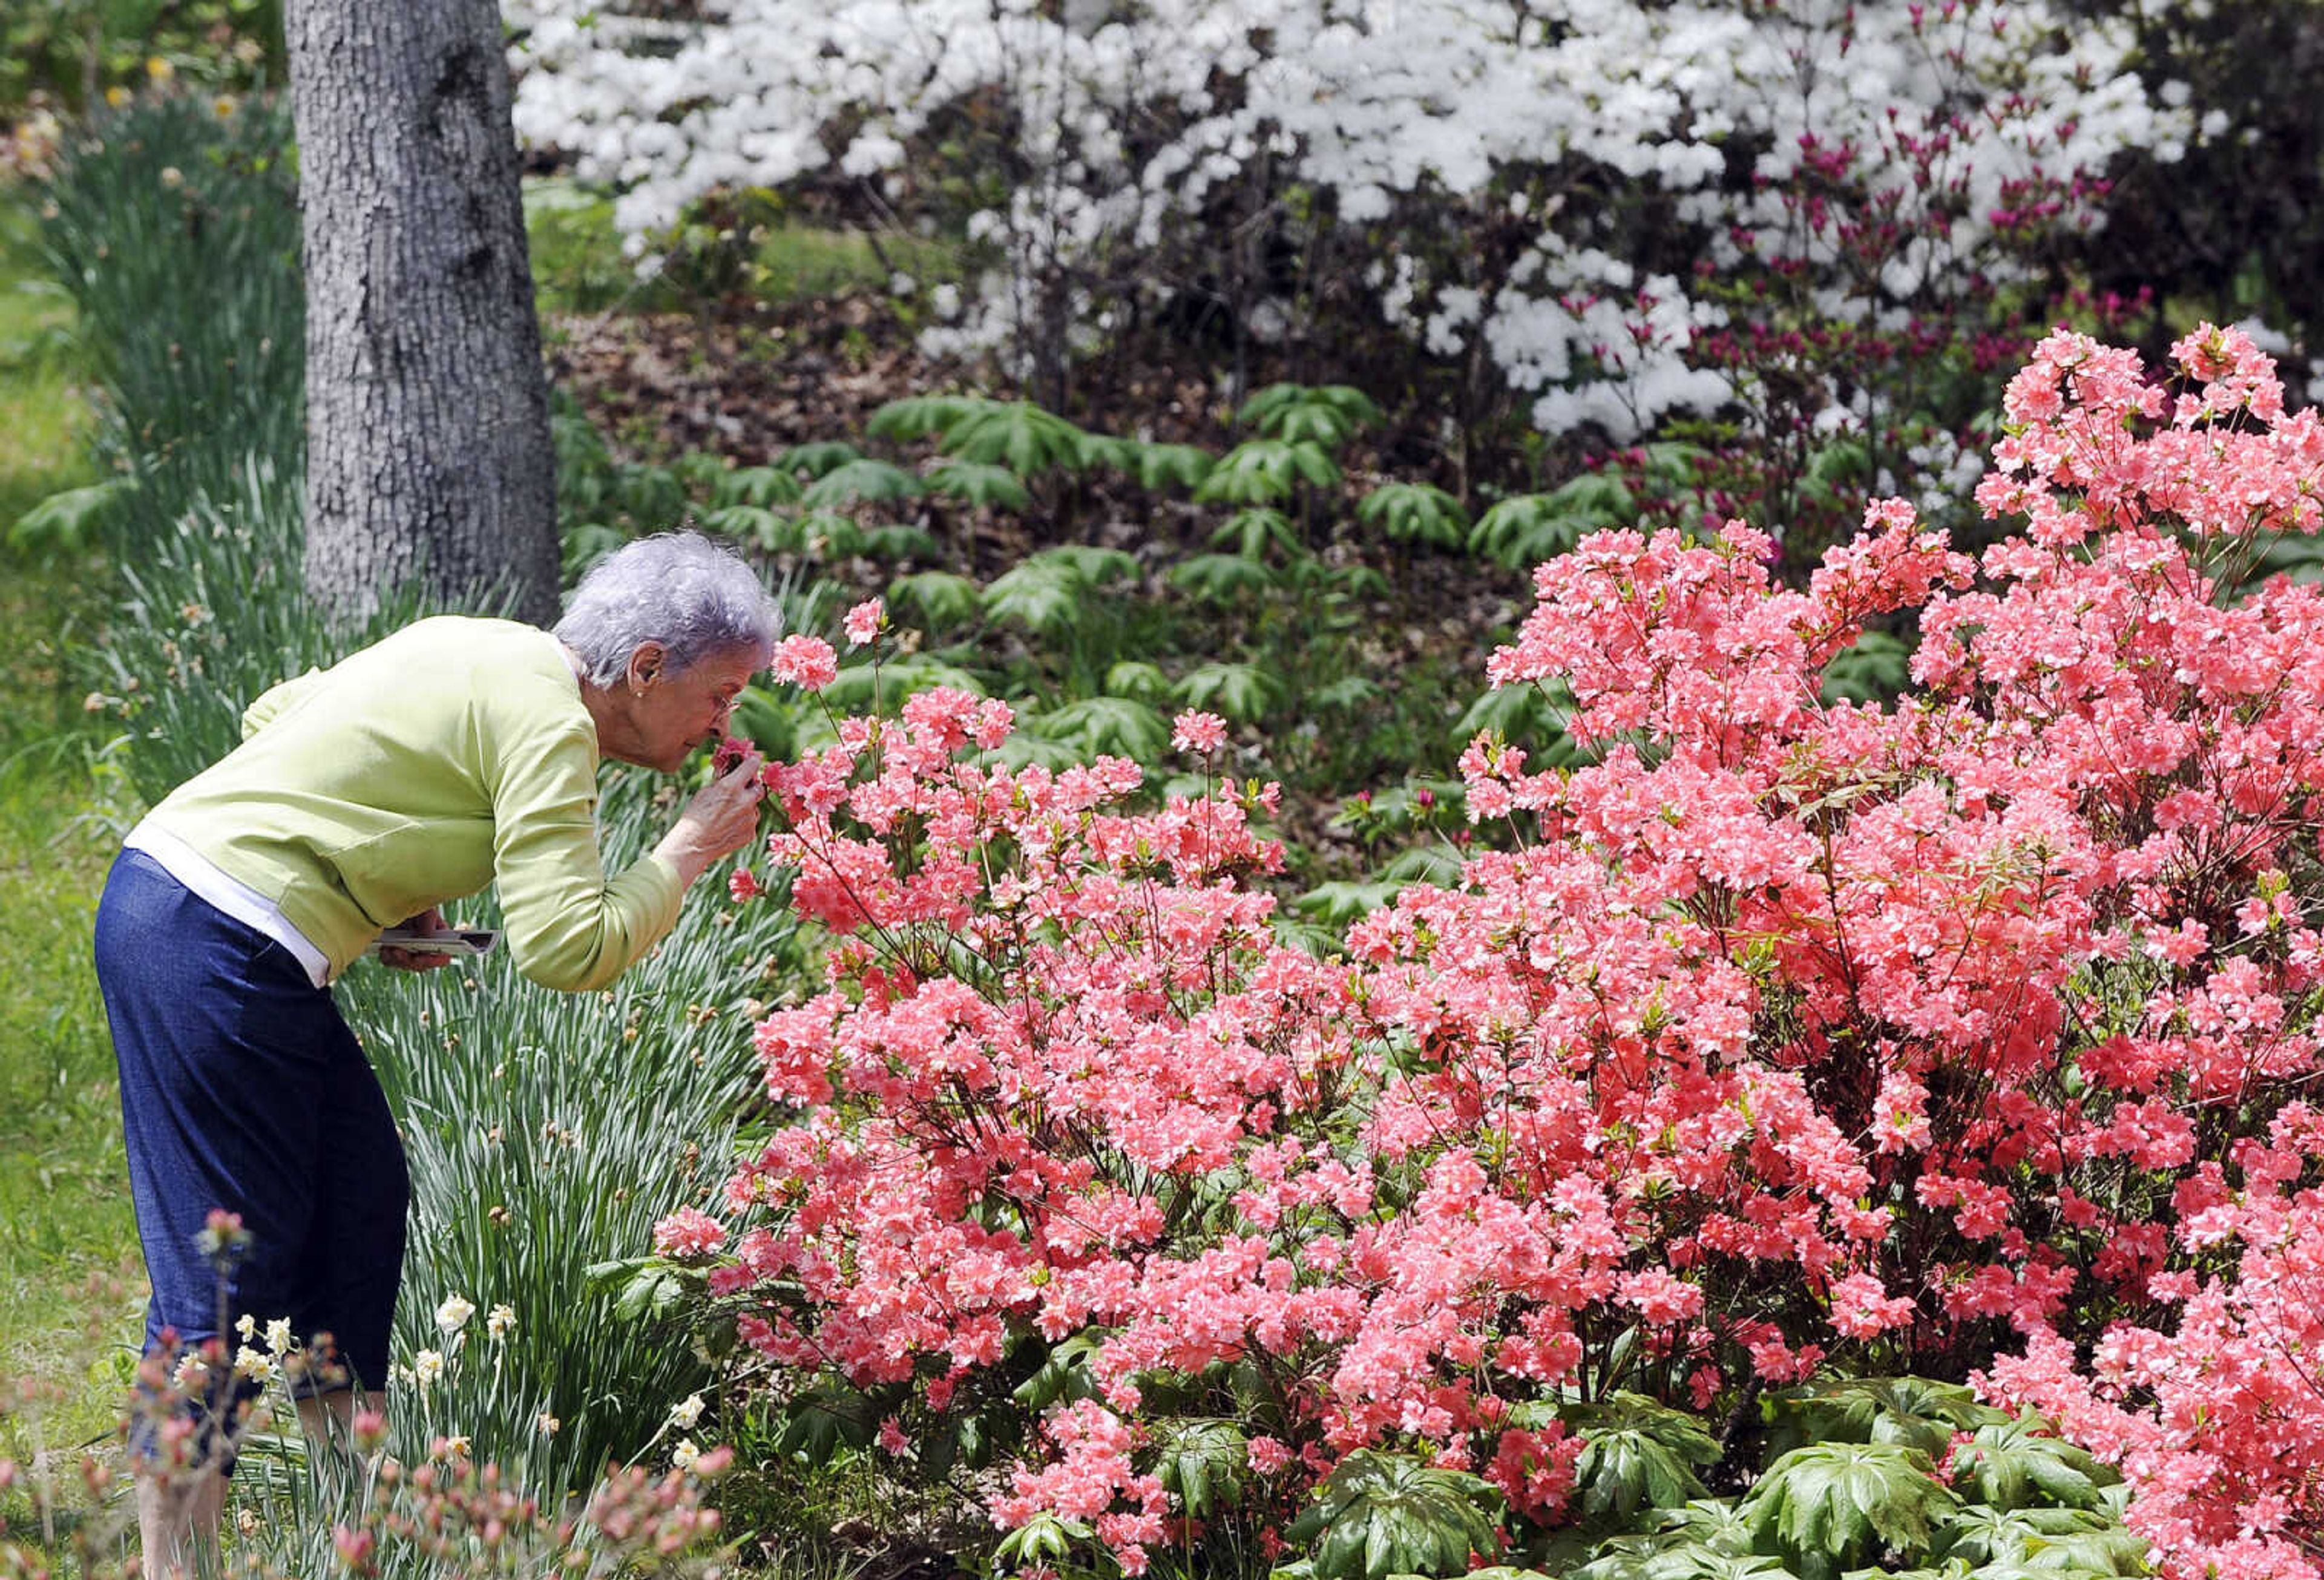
[626,641,669,694]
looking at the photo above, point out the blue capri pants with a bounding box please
[94,848,407,1396]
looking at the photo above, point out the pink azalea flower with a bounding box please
[651,1207,727,1260]
[770,634,838,691]
[1170,710,1227,755]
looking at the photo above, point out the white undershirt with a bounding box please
[124,819,335,989]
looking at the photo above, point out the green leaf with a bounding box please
[800,456,923,509]
[1039,544,1140,585]
[925,459,1030,511]
[1380,845,1462,884]
[2015,1525,2151,1576]
[1155,1418,1249,1520]
[977,546,1136,632]
[776,439,864,479]
[1077,434,1139,473]
[814,655,988,712]
[1311,674,1382,712]
[561,522,630,580]
[728,684,796,761]
[888,570,982,631]
[1742,1441,1958,1580]
[614,463,686,528]
[609,1266,683,1323]
[1572,1541,1797,1580]
[993,731,1086,770]
[1175,660,1284,723]
[993,1513,1092,1572]
[1104,661,1172,704]
[582,1255,649,1288]
[860,523,942,562]
[939,399,1101,474]
[1650,1498,1759,1556]
[1115,439,1216,491]
[697,502,795,552]
[1288,1451,1505,1580]
[952,1408,993,1472]
[8,478,133,554]
[1640,442,1710,490]
[1820,629,1912,705]
[1945,1417,2117,1513]
[982,560,1085,638]
[1930,1503,2118,1570]
[1011,1333,1102,1412]
[1763,1378,2008,1464]
[1563,1392,1723,1530]
[1322,562,1391,600]
[1805,439,1870,494]
[709,464,804,508]
[1545,471,1638,522]
[1027,696,1173,762]
[1574,1430,1713,1528]
[796,510,866,559]
[1295,879,1407,926]
[1454,682,1573,756]
[1239,382,1383,448]
[1172,552,1279,602]
[1357,482,1470,549]
[1469,494,1590,570]
[773,1382,881,1461]
[1193,438,1342,506]
[866,393,982,442]
[1212,505,1303,561]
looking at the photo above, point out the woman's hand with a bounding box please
[656,752,767,888]
[379,906,456,971]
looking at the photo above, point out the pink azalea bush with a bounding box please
[1981,1102,2324,1579]
[694,324,2324,1573]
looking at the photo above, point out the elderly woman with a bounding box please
[93,532,775,1572]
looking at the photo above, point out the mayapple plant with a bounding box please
[673,323,2324,1575]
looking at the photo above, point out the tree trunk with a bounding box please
[287,0,560,626]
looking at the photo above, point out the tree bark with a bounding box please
[287,0,560,626]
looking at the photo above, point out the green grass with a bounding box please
[0,180,94,542]
[0,563,140,1471]
[0,174,137,1493]
[525,176,960,317]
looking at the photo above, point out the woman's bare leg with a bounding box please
[136,1461,227,1580]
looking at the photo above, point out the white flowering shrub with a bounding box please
[507,0,2189,548]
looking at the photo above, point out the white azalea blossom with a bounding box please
[507,0,2184,441]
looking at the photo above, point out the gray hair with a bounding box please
[553,531,781,686]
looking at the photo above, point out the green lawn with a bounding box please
[525,175,960,317]
[0,742,139,1467]
[0,177,138,1475]
[0,183,91,540]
